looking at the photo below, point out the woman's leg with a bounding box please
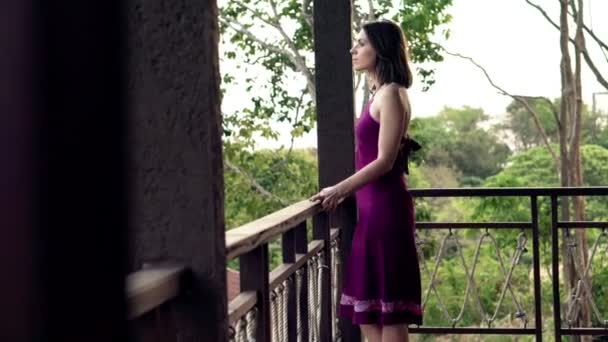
[360,324,382,342]
[381,324,409,342]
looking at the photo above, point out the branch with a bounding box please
[582,47,608,91]
[524,0,560,31]
[219,16,294,57]
[235,2,281,29]
[568,2,608,90]
[441,47,561,172]
[581,25,608,61]
[568,0,608,61]
[267,90,307,173]
[302,0,313,28]
[352,2,363,31]
[582,25,608,55]
[361,78,370,112]
[513,95,560,129]
[220,13,316,98]
[355,72,363,92]
[512,95,561,168]
[288,91,306,154]
[524,0,608,91]
[224,159,288,206]
[268,0,316,98]
[569,0,584,161]
[367,0,376,21]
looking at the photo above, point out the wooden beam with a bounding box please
[313,0,359,341]
[240,245,271,342]
[312,211,333,340]
[126,266,185,319]
[295,221,310,341]
[313,0,356,188]
[282,226,297,342]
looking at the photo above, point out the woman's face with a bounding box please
[350,29,376,72]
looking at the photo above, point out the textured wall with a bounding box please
[127,0,227,340]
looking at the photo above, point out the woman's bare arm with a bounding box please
[336,84,408,196]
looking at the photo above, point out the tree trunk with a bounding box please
[571,0,591,330]
[558,0,591,334]
[361,78,370,112]
[559,0,576,297]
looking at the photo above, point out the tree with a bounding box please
[443,0,608,326]
[219,0,454,208]
[224,146,318,229]
[500,98,608,152]
[219,0,453,149]
[581,108,608,149]
[450,129,511,180]
[438,105,488,133]
[527,0,606,327]
[409,106,511,182]
[500,98,560,151]
[472,144,608,332]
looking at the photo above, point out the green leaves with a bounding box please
[398,0,453,89]
[224,148,318,229]
[219,0,453,150]
[409,106,511,181]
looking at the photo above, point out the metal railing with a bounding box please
[222,187,608,342]
[409,187,608,341]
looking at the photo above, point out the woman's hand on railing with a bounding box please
[309,185,346,212]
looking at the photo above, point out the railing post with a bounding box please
[336,197,359,341]
[551,195,562,341]
[282,228,298,342]
[313,211,333,341]
[531,196,543,341]
[295,221,309,341]
[313,0,358,337]
[240,244,271,342]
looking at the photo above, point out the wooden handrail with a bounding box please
[126,265,185,319]
[330,228,340,241]
[228,291,257,325]
[269,240,325,290]
[225,200,321,260]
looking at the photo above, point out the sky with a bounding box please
[219,0,608,149]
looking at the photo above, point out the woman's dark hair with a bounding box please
[362,20,413,89]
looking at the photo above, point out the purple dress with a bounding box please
[338,97,423,326]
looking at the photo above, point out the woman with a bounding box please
[310,20,422,342]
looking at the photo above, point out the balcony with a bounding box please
[9,0,608,341]
[129,187,608,341]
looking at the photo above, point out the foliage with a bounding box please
[219,0,453,148]
[218,1,608,333]
[498,98,560,151]
[461,145,608,330]
[223,122,608,333]
[224,145,318,229]
[497,97,608,152]
[418,230,534,329]
[409,106,511,181]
